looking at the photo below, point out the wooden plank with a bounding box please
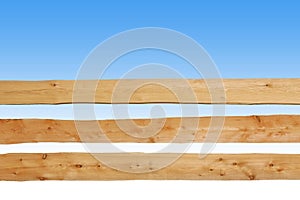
[0,115,299,144]
[1,153,300,180]
[0,79,299,104]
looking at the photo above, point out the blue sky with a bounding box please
[0,0,299,80]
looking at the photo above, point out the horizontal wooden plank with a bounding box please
[1,153,300,180]
[0,115,299,143]
[0,79,299,104]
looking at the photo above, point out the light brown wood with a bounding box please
[0,115,299,144]
[0,153,299,180]
[0,79,299,104]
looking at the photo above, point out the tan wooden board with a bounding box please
[0,115,299,144]
[0,79,299,104]
[0,153,299,180]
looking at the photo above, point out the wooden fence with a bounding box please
[0,79,300,180]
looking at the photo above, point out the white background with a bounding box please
[1,181,298,200]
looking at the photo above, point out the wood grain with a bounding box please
[0,79,299,104]
[0,153,299,180]
[0,115,299,144]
